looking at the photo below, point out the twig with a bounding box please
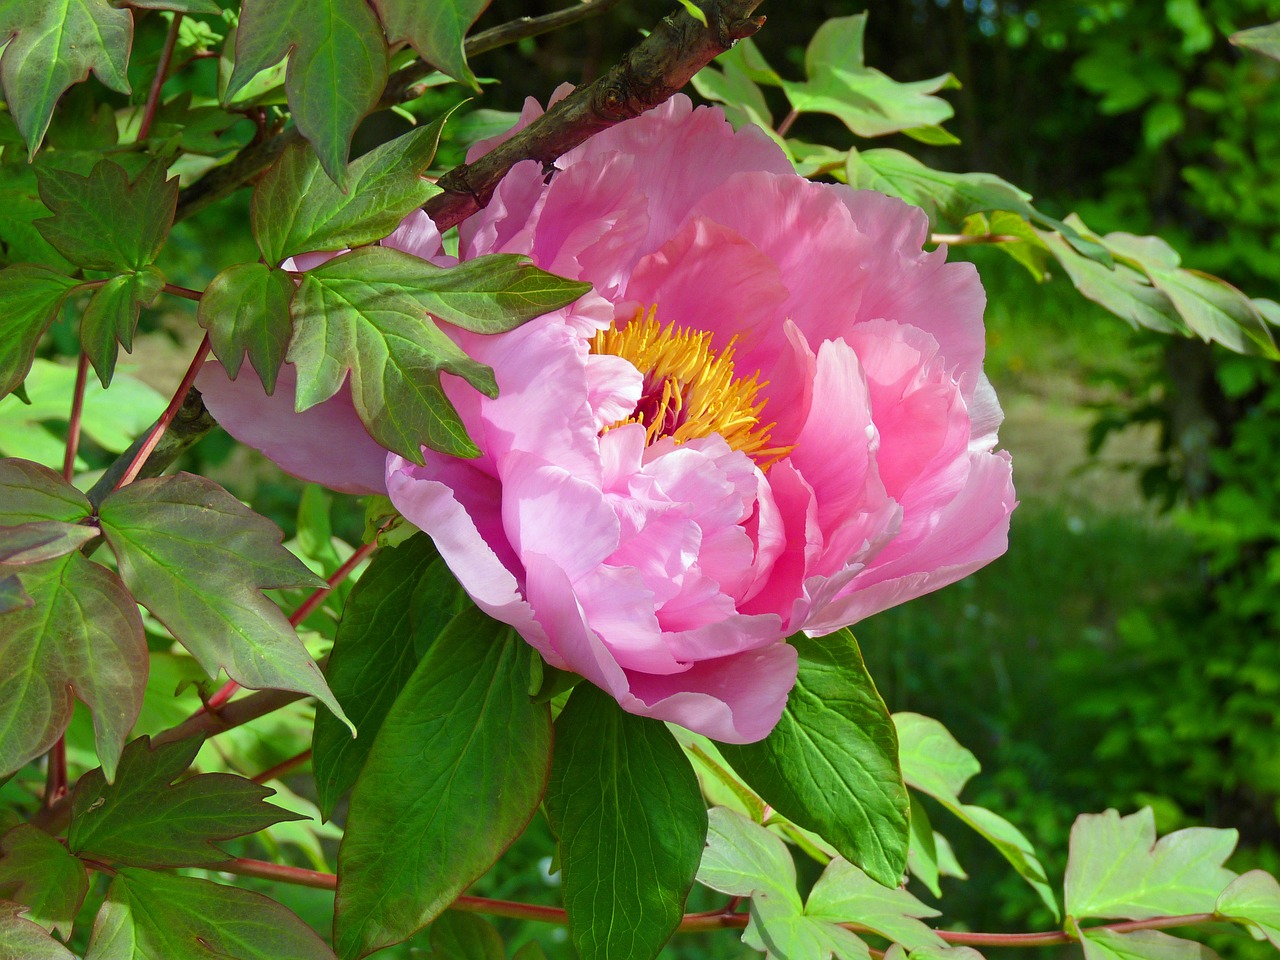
[251,749,312,784]
[425,0,768,231]
[174,0,627,224]
[42,737,67,810]
[929,233,1023,245]
[113,335,211,490]
[138,14,184,142]
[776,107,798,137]
[62,352,90,481]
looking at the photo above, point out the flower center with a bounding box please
[589,308,791,468]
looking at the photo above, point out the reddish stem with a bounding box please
[43,736,67,809]
[252,748,312,785]
[138,14,183,142]
[114,335,210,490]
[199,532,385,713]
[776,108,799,137]
[62,352,91,481]
[162,283,204,301]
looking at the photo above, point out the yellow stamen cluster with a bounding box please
[589,308,792,468]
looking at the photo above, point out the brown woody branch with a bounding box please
[426,0,766,231]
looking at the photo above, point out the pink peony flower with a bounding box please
[200,94,1015,743]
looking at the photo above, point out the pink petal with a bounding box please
[196,361,388,495]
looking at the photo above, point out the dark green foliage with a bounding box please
[545,683,707,960]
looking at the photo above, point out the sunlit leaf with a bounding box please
[312,534,465,820]
[0,825,87,937]
[1216,870,1280,948]
[0,1,132,155]
[289,247,590,462]
[895,712,1058,918]
[251,117,451,263]
[1231,21,1280,61]
[806,857,945,952]
[718,630,909,887]
[782,16,954,139]
[197,262,296,393]
[1079,928,1218,960]
[96,473,350,731]
[225,0,388,186]
[1065,808,1237,922]
[370,0,491,89]
[334,606,552,959]
[546,683,706,960]
[83,869,336,960]
[68,736,307,867]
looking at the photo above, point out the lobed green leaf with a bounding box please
[805,857,945,952]
[1231,21,1280,62]
[95,473,350,731]
[226,0,388,186]
[334,606,552,959]
[288,246,589,462]
[35,159,178,273]
[1065,808,1237,922]
[83,869,337,960]
[0,521,99,565]
[197,262,296,393]
[68,736,307,867]
[81,267,166,388]
[370,0,491,89]
[545,683,707,960]
[1216,870,1280,948]
[0,1,132,156]
[719,630,909,888]
[0,825,88,938]
[1078,928,1218,960]
[0,901,76,960]
[0,550,145,781]
[0,265,80,400]
[251,107,452,263]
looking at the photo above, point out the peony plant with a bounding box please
[0,3,1278,960]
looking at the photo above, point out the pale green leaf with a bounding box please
[697,806,799,907]
[0,901,75,960]
[1216,870,1280,948]
[806,857,945,952]
[1230,21,1280,61]
[1079,929,1218,960]
[1065,808,1237,921]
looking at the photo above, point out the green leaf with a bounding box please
[288,246,589,462]
[894,713,979,802]
[197,262,296,393]
[1216,870,1280,948]
[225,0,388,186]
[0,1,132,156]
[425,913,504,960]
[83,868,337,960]
[68,736,307,867]
[0,551,145,781]
[95,473,350,731]
[0,576,30,613]
[0,901,75,960]
[81,267,166,388]
[0,458,91,525]
[748,891,870,960]
[0,265,79,400]
[370,0,491,89]
[312,534,466,820]
[35,160,178,272]
[0,521,99,564]
[906,794,940,898]
[698,806,801,905]
[1037,231,1187,336]
[1065,808,1237,922]
[895,713,1058,919]
[545,683,707,960]
[0,824,88,937]
[718,630,909,887]
[845,149,1032,230]
[334,605,552,959]
[1230,21,1280,61]
[805,857,945,952]
[1101,231,1277,355]
[252,117,450,263]
[1078,929,1218,960]
[781,16,954,139]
